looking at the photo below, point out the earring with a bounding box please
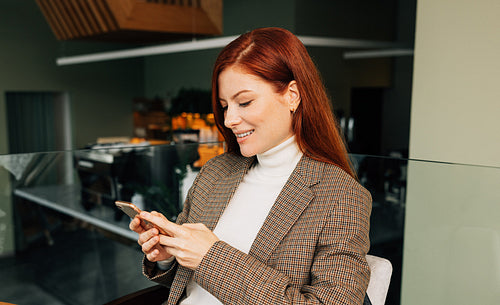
[290,107,295,114]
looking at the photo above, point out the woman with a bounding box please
[131,27,372,304]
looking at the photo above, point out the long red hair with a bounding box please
[211,27,356,179]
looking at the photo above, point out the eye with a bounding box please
[219,100,228,111]
[240,100,252,107]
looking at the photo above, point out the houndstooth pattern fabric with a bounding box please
[143,153,371,305]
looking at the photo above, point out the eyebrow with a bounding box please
[219,90,253,102]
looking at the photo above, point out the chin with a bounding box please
[238,145,259,157]
[240,150,256,157]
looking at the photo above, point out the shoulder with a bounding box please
[203,152,252,171]
[300,157,372,228]
[299,156,371,201]
[197,152,254,179]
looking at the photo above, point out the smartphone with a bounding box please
[115,200,165,234]
[115,200,142,219]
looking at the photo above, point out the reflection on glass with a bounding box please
[0,145,498,304]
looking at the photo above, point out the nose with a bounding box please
[224,105,241,128]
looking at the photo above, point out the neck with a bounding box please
[255,136,302,177]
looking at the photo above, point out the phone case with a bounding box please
[115,201,167,234]
[115,201,141,219]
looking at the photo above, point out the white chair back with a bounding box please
[366,254,392,305]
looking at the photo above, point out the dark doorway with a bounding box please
[349,87,384,155]
[6,92,72,154]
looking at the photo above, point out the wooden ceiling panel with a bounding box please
[35,0,223,43]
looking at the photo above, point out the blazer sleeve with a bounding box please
[193,180,372,304]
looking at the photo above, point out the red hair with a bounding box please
[211,27,356,179]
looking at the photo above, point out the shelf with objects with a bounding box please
[132,89,224,169]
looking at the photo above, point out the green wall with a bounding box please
[0,0,144,255]
[0,1,144,152]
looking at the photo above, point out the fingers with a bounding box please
[140,211,184,237]
[129,216,145,233]
[158,234,176,248]
[145,248,161,262]
[133,212,218,270]
[139,230,164,262]
[143,235,175,263]
[138,227,159,246]
[131,211,178,263]
[141,234,159,251]
[156,223,219,270]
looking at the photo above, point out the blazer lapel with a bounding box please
[249,156,323,263]
[201,155,256,230]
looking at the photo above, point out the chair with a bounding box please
[365,254,393,305]
[106,255,392,305]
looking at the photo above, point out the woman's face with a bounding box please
[218,66,298,157]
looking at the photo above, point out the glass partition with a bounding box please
[401,159,500,305]
[0,143,498,305]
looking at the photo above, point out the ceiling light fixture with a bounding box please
[56,35,408,66]
[343,48,414,59]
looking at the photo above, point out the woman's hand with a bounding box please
[140,211,220,270]
[129,215,173,262]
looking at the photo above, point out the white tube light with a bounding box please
[56,35,239,66]
[343,48,414,59]
[298,36,401,49]
[56,35,405,66]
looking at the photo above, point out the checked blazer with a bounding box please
[143,152,372,304]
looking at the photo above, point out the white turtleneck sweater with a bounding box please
[180,136,303,305]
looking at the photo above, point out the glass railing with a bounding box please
[0,143,498,305]
[399,158,500,305]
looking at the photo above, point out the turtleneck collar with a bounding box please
[253,136,303,177]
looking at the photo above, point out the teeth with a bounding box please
[236,130,253,138]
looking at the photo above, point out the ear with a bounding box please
[286,80,301,112]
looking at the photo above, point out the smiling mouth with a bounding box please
[235,130,254,138]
